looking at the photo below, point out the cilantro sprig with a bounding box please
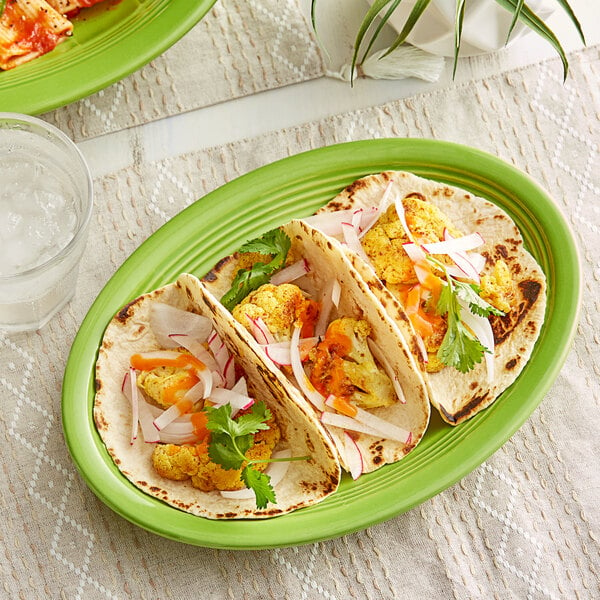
[220,229,291,311]
[429,257,504,373]
[205,401,309,509]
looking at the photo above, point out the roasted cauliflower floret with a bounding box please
[137,365,197,410]
[308,317,396,410]
[232,283,319,342]
[480,259,514,314]
[151,414,281,492]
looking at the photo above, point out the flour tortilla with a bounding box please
[314,171,547,425]
[94,274,341,520]
[201,220,431,474]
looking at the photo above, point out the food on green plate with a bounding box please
[200,220,431,479]
[303,171,547,425]
[94,274,341,519]
[0,0,107,70]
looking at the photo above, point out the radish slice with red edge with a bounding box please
[343,432,364,480]
[367,339,406,404]
[442,229,481,283]
[209,387,255,417]
[341,221,372,264]
[128,368,139,445]
[422,232,484,254]
[320,411,383,437]
[270,259,310,285]
[149,303,212,349]
[153,401,192,431]
[353,406,412,444]
[394,195,416,243]
[290,325,326,410]
[158,431,200,445]
[246,315,276,345]
[219,449,293,500]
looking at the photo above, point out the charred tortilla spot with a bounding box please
[519,280,542,305]
[495,244,509,259]
[372,455,383,465]
[442,392,491,424]
[404,192,426,201]
[505,358,518,370]
[491,279,542,344]
[116,296,144,323]
[470,382,478,390]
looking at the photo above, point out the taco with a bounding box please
[200,220,431,478]
[303,171,547,425]
[94,274,341,520]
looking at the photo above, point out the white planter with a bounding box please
[367,0,556,57]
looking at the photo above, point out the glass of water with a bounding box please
[0,113,93,332]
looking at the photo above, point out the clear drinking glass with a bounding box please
[0,113,93,332]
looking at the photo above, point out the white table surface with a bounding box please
[79,0,598,178]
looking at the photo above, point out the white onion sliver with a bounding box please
[367,339,406,404]
[149,303,212,349]
[270,259,310,285]
[402,242,429,264]
[263,342,292,366]
[331,279,341,309]
[209,387,255,417]
[314,278,339,338]
[343,432,364,480]
[219,449,293,500]
[290,326,326,411]
[222,355,236,389]
[158,431,199,445]
[231,376,248,396]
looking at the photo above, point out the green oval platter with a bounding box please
[0,0,216,115]
[62,139,581,549]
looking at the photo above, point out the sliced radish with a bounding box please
[341,221,372,264]
[394,195,416,243]
[246,315,276,345]
[231,376,248,396]
[153,399,194,431]
[126,369,139,445]
[353,406,412,444]
[290,325,326,410]
[149,303,212,348]
[314,278,339,338]
[209,387,255,417]
[158,431,200,445]
[302,209,367,236]
[422,232,484,254]
[343,432,364,480]
[320,411,383,437]
[270,259,310,285]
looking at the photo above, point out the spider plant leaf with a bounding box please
[453,0,466,78]
[505,0,525,44]
[382,0,433,57]
[351,0,395,82]
[549,0,586,44]
[360,0,404,63]
[494,0,570,80]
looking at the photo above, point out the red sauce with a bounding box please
[4,1,65,55]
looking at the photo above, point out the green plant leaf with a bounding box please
[505,0,525,44]
[552,0,585,44]
[453,0,466,78]
[360,0,404,63]
[0,0,6,17]
[351,0,395,83]
[382,0,433,57]
[494,0,570,80]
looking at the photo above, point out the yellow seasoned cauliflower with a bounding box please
[232,283,319,342]
[137,366,197,410]
[480,259,514,313]
[308,317,396,410]
[150,414,281,492]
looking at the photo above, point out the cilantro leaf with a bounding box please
[436,279,487,373]
[242,466,276,509]
[204,400,308,509]
[454,280,504,317]
[221,229,291,311]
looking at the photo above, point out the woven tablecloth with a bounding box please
[1,46,599,599]
[42,0,325,142]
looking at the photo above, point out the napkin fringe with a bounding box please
[326,44,445,83]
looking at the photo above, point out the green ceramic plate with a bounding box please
[0,0,216,115]
[62,139,580,549]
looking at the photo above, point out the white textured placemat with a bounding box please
[42,0,325,142]
[1,46,598,599]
